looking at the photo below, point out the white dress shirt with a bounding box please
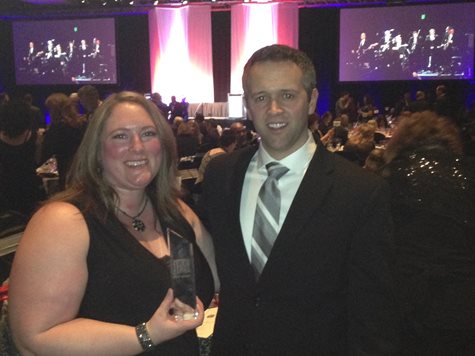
[240,130,317,261]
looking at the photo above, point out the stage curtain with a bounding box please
[230,3,299,94]
[148,6,214,104]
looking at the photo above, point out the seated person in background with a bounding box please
[335,91,356,122]
[332,113,350,145]
[394,92,412,117]
[367,119,387,144]
[171,115,183,136]
[193,113,207,138]
[308,112,323,138]
[195,130,238,188]
[41,93,87,190]
[200,118,220,151]
[322,114,351,150]
[363,148,385,173]
[375,114,391,130]
[229,121,249,149]
[8,91,218,355]
[408,90,430,113]
[0,99,45,217]
[188,119,203,147]
[176,121,199,158]
[0,92,10,108]
[357,94,375,122]
[381,110,475,356]
[341,122,376,166]
[319,110,334,135]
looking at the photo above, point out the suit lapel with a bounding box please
[259,143,336,280]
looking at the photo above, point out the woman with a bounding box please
[175,121,199,158]
[41,93,87,190]
[382,111,475,355]
[9,91,218,355]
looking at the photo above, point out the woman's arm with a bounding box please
[9,201,203,355]
[179,200,220,293]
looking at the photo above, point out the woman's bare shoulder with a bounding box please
[21,201,89,249]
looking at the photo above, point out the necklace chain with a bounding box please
[117,199,148,232]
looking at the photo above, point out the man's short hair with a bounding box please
[78,85,100,101]
[242,44,317,100]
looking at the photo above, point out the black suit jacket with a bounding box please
[200,139,400,355]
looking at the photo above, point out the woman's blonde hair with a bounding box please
[52,91,181,225]
[347,123,375,146]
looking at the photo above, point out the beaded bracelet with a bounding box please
[135,322,155,352]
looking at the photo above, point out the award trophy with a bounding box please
[167,228,197,320]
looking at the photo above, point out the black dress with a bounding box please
[383,146,475,355]
[0,132,45,216]
[77,208,214,355]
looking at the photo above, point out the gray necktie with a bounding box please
[251,162,289,279]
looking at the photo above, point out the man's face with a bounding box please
[244,60,317,160]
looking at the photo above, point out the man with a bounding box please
[356,32,367,57]
[335,91,356,123]
[230,121,249,149]
[78,84,102,121]
[408,90,430,113]
[169,95,184,122]
[150,92,170,118]
[23,93,45,130]
[433,84,458,122]
[200,44,399,355]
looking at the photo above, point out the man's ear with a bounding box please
[308,88,319,115]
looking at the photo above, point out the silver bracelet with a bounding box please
[135,322,155,352]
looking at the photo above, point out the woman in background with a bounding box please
[41,93,87,190]
[382,111,475,355]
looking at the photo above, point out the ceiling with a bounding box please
[0,0,465,16]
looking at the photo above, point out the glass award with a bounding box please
[167,228,197,320]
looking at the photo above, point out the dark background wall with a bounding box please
[1,7,474,115]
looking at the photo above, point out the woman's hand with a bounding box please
[147,289,204,345]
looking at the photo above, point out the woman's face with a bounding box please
[101,102,162,193]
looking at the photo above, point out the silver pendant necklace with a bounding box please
[117,199,148,232]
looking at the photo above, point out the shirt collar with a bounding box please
[256,130,316,172]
